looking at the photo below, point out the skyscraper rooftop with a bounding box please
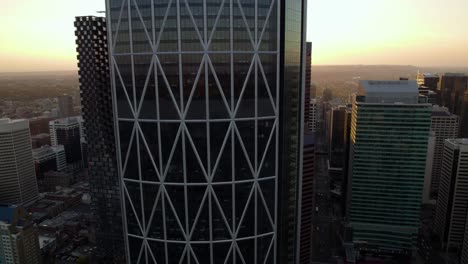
[0,118,28,132]
[358,80,419,104]
[49,116,82,126]
[446,138,468,146]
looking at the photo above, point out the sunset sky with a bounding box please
[0,0,467,72]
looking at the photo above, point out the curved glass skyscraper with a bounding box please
[106,0,305,262]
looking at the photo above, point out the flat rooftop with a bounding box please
[0,118,29,133]
[49,116,82,126]
[32,145,64,157]
[420,73,439,78]
[431,106,457,117]
[357,80,419,104]
[443,73,465,77]
[447,138,468,146]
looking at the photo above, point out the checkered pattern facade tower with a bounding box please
[74,16,125,259]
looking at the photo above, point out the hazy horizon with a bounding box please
[2,64,468,75]
[1,0,468,72]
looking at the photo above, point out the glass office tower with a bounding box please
[348,81,432,255]
[106,0,305,262]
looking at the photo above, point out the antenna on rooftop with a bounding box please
[96,11,105,14]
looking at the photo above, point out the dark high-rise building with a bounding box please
[49,117,84,178]
[298,42,313,264]
[348,81,431,255]
[299,133,315,264]
[329,105,347,168]
[304,42,312,131]
[106,0,306,262]
[58,95,74,118]
[438,73,468,137]
[462,89,468,137]
[417,73,440,105]
[417,72,439,91]
[342,106,352,215]
[74,16,124,259]
[434,139,468,253]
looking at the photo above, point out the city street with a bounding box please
[311,122,334,263]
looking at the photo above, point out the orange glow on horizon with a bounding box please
[0,0,467,72]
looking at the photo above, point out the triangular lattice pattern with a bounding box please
[108,0,279,262]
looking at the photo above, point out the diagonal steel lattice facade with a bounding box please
[106,0,305,262]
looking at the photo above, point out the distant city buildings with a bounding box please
[0,118,39,205]
[29,116,53,136]
[25,182,97,262]
[0,205,42,264]
[75,15,124,258]
[434,139,468,253]
[58,95,74,118]
[348,80,431,255]
[43,171,72,191]
[31,133,51,149]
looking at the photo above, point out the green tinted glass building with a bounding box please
[347,81,432,255]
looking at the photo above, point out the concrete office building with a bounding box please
[428,106,459,197]
[304,42,312,131]
[75,15,124,258]
[299,133,315,264]
[0,205,42,264]
[462,214,468,264]
[438,73,468,137]
[49,117,84,178]
[106,0,307,262]
[32,145,67,179]
[348,81,432,255]
[309,98,318,132]
[434,139,468,253]
[0,118,39,205]
[423,131,436,204]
